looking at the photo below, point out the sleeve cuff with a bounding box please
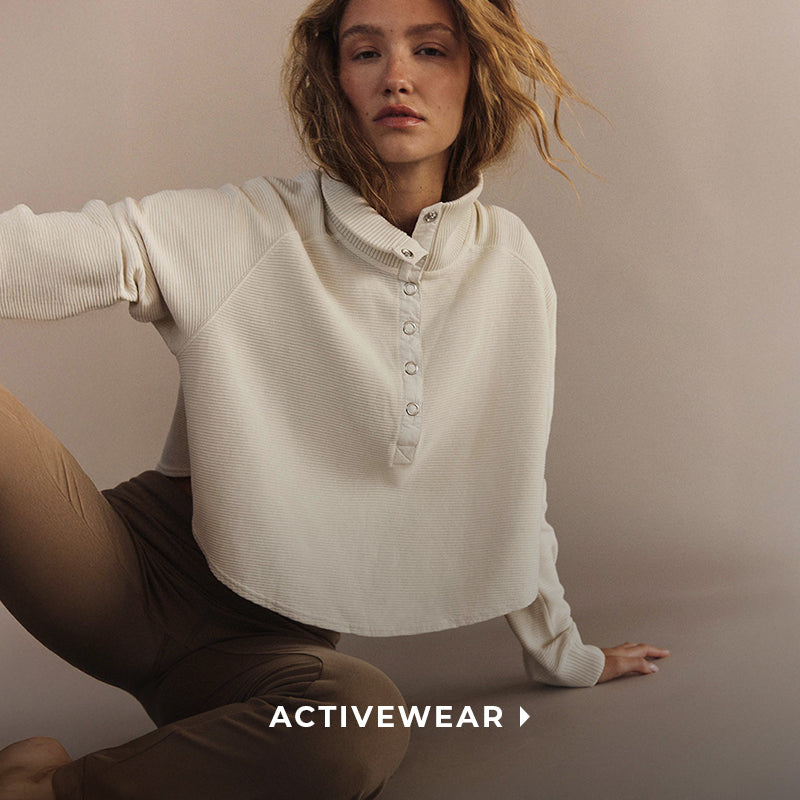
[521,629,605,687]
[506,606,606,688]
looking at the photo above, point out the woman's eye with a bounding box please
[417,46,445,57]
[353,49,380,60]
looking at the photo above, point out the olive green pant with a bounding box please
[0,386,409,799]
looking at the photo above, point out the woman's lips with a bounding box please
[374,105,424,128]
[376,116,424,128]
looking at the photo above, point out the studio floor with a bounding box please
[341,554,800,800]
[2,551,798,799]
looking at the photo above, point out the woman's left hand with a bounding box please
[597,642,670,683]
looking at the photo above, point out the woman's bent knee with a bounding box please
[0,385,56,487]
[0,385,41,507]
[305,652,410,798]
[0,383,99,521]
[0,384,30,444]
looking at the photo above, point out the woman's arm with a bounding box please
[504,480,669,686]
[2,180,290,353]
[504,480,606,687]
[0,198,166,323]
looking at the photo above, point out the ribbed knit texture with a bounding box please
[0,170,604,685]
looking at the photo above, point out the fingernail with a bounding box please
[649,663,659,673]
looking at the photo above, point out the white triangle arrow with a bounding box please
[519,707,530,727]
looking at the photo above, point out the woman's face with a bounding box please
[337,0,471,189]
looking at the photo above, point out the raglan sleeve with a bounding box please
[504,480,606,687]
[0,196,167,323]
[503,222,605,687]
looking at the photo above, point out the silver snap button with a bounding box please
[404,361,419,375]
[405,402,421,416]
[423,211,438,223]
[402,321,417,335]
[403,282,418,296]
[401,248,414,259]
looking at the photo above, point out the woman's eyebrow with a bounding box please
[339,22,457,43]
[406,22,458,38]
[339,23,382,43]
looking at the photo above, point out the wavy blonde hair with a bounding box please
[283,0,589,218]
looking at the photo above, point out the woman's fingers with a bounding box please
[597,642,670,683]
[622,643,670,658]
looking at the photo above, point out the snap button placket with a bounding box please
[393,257,425,465]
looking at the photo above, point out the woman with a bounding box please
[0,0,668,797]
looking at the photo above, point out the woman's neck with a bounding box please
[385,164,446,236]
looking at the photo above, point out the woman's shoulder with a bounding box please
[133,170,325,244]
[237,170,326,240]
[240,169,322,206]
[472,200,548,273]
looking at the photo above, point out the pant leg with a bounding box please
[52,644,410,800]
[0,385,161,690]
[2,388,409,797]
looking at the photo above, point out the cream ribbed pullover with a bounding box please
[0,170,604,686]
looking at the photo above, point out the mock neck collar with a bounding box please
[320,171,484,275]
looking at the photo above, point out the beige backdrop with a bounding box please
[1,0,799,783]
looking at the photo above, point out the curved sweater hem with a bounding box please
[206,557,539,638]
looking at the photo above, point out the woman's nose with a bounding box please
[383,55,412,95]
